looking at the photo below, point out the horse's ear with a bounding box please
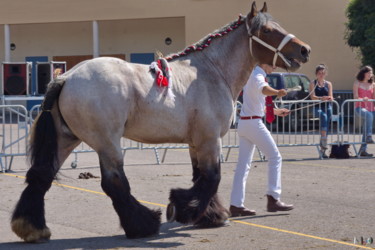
[260,2,267,13]
[249,1,258,19]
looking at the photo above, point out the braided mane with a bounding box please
[165,15,246,61]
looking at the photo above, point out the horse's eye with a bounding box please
[263,28,271,34]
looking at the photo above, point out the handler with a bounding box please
[229,63,294,217]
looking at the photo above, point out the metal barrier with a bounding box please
[0,105,29,172]
[68,138,141,168]
[340,99,375,156]
[1,99,374,172]
[139,143,189,164]
[195,99,342,162]
[234,100,342,159]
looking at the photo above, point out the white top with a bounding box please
[240,66,269,117]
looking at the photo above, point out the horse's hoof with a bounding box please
[166,203,176,222]
[11,218,51,243]
[223,219,231,227]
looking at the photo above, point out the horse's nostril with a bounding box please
[301,46,310,58]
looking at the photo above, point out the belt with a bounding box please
[240,116,262,120]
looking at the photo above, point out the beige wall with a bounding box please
[182,0,358,90]
[9,22,92,61]
[5,17,185,63]
[99,17,185,60]
[266,0,359,90]
[0,0,359,90]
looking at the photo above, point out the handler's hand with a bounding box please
[274,108,290,117]
[277,89,287,98]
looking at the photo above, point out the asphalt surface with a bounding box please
[1,144,375,250]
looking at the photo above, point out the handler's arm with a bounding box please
[262,85,287,98]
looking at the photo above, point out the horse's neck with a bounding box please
[204,25,256,101]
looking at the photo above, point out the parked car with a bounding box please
[266,72,311,100]
[266,72,314,130]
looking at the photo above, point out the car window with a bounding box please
[283,75,311,93]
[284,75,300,90]
[299,76,310,93]
[266,75,280,89]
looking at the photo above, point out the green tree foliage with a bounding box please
[345,0,375,68]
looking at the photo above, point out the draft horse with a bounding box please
[11,1,310,242]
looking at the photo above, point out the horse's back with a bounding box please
[57,57,190,145]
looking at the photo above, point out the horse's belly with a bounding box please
[124,112,189,143]
[124,120,188,144]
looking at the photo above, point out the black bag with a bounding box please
[329,144,350,159]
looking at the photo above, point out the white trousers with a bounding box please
[230,119,282,208]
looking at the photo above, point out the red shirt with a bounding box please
[356,87,375,111]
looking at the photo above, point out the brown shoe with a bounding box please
[266,195,294,212]
[229,205,256,217]
[360,151,373,157]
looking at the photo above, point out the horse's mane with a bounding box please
[165,16,246,61]
[249,12,274,34]
[165,12,275,61]
[193,17,246,50]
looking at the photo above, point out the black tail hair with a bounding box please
[28,80,64,182]
[10,79,66,241]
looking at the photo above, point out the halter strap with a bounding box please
[246,21,295,68]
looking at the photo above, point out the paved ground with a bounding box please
[1,144,375,250]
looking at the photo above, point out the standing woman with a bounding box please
[309,64,333,158]
[353,65,375,157]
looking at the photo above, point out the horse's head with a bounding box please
[246,2,311,71]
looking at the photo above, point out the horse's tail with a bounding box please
[28,77,65,180]
[11,77,66,241]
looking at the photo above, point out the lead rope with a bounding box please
[273,82,330,112]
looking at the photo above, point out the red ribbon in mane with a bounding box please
[156,60,169,87]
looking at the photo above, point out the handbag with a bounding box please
[329,144,350,159]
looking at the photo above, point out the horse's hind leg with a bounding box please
[11,122,80,243]
[98,143,161,238]
[168,141,229,227]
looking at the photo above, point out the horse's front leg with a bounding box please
[167,140,229,227]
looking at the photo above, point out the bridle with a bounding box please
[245,20,295,68]
[243,17,318,113]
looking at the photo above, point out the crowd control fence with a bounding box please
[1,99,374,171]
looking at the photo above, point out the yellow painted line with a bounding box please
[2,173,26,179]
[53,182,167,207]
[1,173,166,207]
[1,172,371,249]
[231,220,374,249]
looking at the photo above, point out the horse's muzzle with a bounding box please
[300,44,311,63]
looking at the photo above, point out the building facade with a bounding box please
[0,0,359,91]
